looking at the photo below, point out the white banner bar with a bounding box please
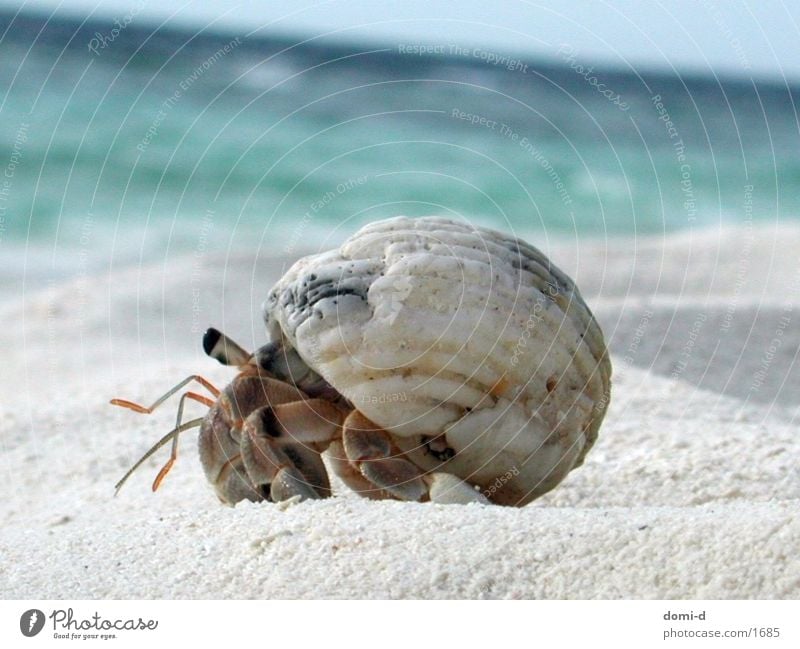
[1,600,799,648]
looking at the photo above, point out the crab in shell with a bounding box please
[112,216,611,506]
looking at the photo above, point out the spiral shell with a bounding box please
[264,216,611,504]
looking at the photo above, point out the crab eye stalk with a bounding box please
[203,327,252,367]
[255,340,337,397]
[254,341,304,378]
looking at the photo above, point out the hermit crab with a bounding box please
[112,216,611,506]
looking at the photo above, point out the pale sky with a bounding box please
[3,0,800,81]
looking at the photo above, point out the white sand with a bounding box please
[2,223,798,599]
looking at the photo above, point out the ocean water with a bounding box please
[1,11,799,283]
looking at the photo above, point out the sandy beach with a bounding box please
[2,223,798,599]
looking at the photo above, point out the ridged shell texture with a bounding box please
[264,217,611,504]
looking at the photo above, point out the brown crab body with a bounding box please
[198,365,339,504]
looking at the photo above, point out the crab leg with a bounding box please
[111,376,219,492]
[340,411,428,502]
[339,411,489,504]
[326,439,394,500]
[240,399,344,501]
[110,374,219,413]
[151,390,215,491]
[114,417,204,495]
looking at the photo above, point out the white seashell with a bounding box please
[263,216,611,505]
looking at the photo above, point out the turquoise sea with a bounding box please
[1,11,799,282]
